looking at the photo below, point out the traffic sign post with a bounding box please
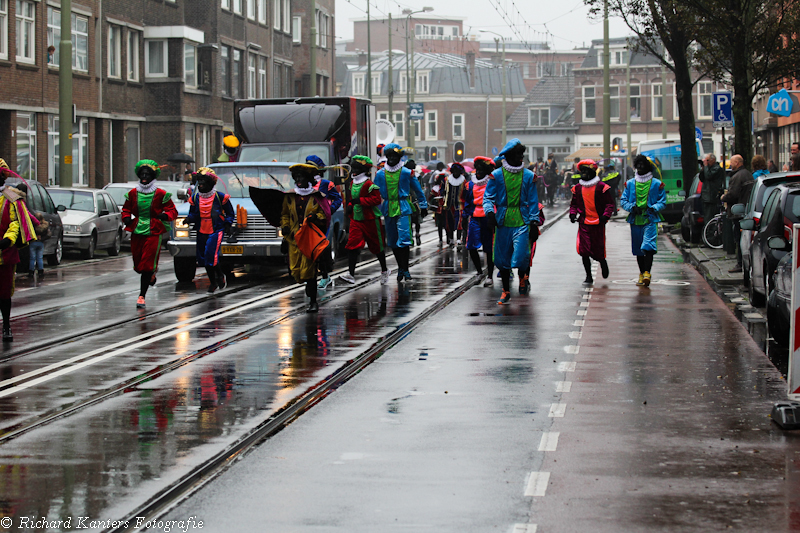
[712,92,733,128]
[409,103,424,121]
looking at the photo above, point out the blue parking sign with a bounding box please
[712,92,733,128]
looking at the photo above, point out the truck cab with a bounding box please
[167,162,346,282]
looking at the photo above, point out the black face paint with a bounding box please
[385,150,402,167]
[451,167,463,178]
[579,167,596,180]
[505,147,525,167]
[197,176,215,193]
[138,167,157,185]
[350,162,368,176]
[292,171,313,189]
[635,159,650,175]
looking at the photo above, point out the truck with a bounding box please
[168,97,376,282]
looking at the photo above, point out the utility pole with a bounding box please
[602,0,610,165]
[366,0,372,100]
[625,49,631,180]
[309,0,316,96]
[409,20,416,153]
[59,0,73,186]
[501,37,506,146]
[661,63,668,138]
[388,13,393,119]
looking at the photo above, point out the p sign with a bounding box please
[767,89,799,118]
[712,92,733,128]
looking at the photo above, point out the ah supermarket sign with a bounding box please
[767,89,799,117]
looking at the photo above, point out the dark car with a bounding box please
[767,250,792,346]
[5,177,64,272]
[739,182,800,307]
[681,174,704,243]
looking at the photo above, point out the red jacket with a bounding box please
[122,188,178,236]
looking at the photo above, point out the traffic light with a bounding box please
[612,137,622,152]
[453,141,465,162]
[429,146,438,160]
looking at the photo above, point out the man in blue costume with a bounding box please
[374,143,428,282]
[483,138,540,304]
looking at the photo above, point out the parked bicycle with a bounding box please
[702,200,725,249]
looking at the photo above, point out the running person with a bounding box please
[464,156,496,286]
[305,155,342,291]
[569,159,614,284]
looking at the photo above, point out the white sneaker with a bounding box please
[318,276,333,289]
[340,272,356,284]
[483,276,494,287]
[380,270,389,285]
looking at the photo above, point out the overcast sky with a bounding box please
[335,0,633,51]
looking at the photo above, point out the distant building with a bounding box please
[477,40,587,93]
[340,52,527,162]
[752,78,800,169]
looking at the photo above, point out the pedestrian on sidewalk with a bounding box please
[374,143,428,283]
[464,156,496,285]
[305,155,342,291]
[339,156,390,286]
[720,154,754,273]
[484,139,540,304]
[281,163,332,313]
[14,184,47,280]
[699,153,725,236]
[621,155,667,287]
[570,159,614,284]
[122,160,178,309]
[187,167,235,294]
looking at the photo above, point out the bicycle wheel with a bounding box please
[702,216,724,249]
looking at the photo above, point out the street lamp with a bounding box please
[403,6,433,156]
[480,30,506,146]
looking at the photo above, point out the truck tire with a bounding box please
[174,257,197,283]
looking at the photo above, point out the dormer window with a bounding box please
[528,108,550,127]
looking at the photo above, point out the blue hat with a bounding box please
[305,155,325,170]
[498,138,524,158]
[384,143,403,155]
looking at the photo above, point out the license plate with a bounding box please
[221,245,243,255]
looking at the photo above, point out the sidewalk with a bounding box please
[668,230,745,286]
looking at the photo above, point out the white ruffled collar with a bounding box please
[472,176,489,186]
[579,176,600,187]
[198,188,216,198]
[351,173,369,185]
[502,160,524,173]
[294,186,316,196]
[447,175,465,187]
[136,180,158,194]
[384,161,404,173]
[635,172,653,183]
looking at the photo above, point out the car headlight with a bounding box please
[174,217,189,229]
[64,225,82,234]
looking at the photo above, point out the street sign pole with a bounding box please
[721,127,726,171]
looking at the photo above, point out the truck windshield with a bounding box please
[238,143,329,166]
[212,166,295,198]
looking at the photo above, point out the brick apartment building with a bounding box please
[752,77,800,169]
[0,0,333,190]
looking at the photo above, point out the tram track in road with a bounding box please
[0,230,445,443]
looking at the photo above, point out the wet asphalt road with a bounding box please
[1,201,799,532]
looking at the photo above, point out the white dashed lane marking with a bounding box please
[512,524,538,533]
[564,345,579,354]
[557,361,576,372]
[525,471,551,497]
[555,381,572,392]
[548,403,567,417]
[538,432,560,452]
[569,331,582,339]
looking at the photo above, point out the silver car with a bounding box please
[104,181,189,247]
[48,187,124,259]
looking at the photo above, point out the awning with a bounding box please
[566,147,602,162]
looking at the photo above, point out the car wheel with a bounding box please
[108,231,121,256]
[46,237,62,266]
[81,233,97,260]
[681,222,690,243]
[174,257,197,283]
[767,298,789,347]
[748,263,765,307]
[743,263,750,287]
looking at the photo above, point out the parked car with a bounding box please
[168,162,347,283]
[48,187,124,259]
[680,174,704,244]
[732,171,800,286]
[4,177,64,271]
[739,182,800,307]
[768,250,792,346]
[103,181,189,246]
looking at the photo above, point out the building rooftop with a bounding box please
[506,76,576,130]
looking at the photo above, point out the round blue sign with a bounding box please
[695,127,703,140]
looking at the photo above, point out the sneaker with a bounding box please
[207,282,217,294]
[583,276,594,285]
[307,301,319,313]
[397,271,405,283]
[636,273,645,286]
[416,235,422,246]
[483,276,494,287]
[2,326,12,342]
[149,273,157,287]
[497,290,511,305]
[643,271,651,287]
[380,271,389,285]
[519,274,530,294]
[601,261,609,279]
[728,264,743,273]
[340,272,356,284]
[136,296,146,308]
[403,270,412,281]
[217,271,227,290]
[318,276,333,289]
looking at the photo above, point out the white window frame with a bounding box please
[17,112,36,182]
[108,25,122,79]
[128,30,139,81]
[273,0,280,29]
[0,0,7,60]
[352,72,365,96]
[247,51,257,98]
[416,70,429,94]
[145,39,167,78]
[611,49,628,66]
[561,63,573,76]
[258,56,267,98]
[233,0,242,15]
[629,84,640,120]
[528,107,550,127]
[247,0,256,20]
[184,43,197,88]
[15,0,35,64]
[536,62,554,78]
[221,45,230,96]
[522,63,530,79]
[393,111,405,140]
[231,48,242,98]
[698,81,713,119]
[72,118,88,186]
[185,123,195,160]
[609,85,620,121]
[46,7,59,66]
[258,0,267,23]
[47,114,59,186]
[398,72,407,94]
[221,0,230,10]
[371,72,380,95]
[452,113,464,140]
[292,16,301,43]
[425,110,438,141]
[282,0,290,32]
[652,83,663,119]
[73,14,88,71]
[315,10,328,49]
[413,119,421,142]
[583,85,596,122]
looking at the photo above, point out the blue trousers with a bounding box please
[630,222,658,256]
[196,230,224,267]
[467,216,493,252]
[385,215,412,248]
[29,241,44,270]
[493,225,530,270]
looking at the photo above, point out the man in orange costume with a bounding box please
[569,159,614,284]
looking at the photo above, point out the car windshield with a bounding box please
[49,190,95,212]
[757,177,800,212]
[238,144,329,166]
[211,166,294,198]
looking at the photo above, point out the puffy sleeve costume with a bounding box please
[280,190,330,283]
[570,171,614,261]
[187,186,235,269]
[374,146,427,249]
[621,172,667,256]
[345,174,385,256]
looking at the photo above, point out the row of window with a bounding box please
[352,71,430,96]
[377,111,465,142]
[15,112,90,186]
[580,81,722,123]
[414,24,459,39]
[522,62,577,79]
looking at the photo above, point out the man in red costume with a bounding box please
[569,159,614,284]
[464,156,496,285]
